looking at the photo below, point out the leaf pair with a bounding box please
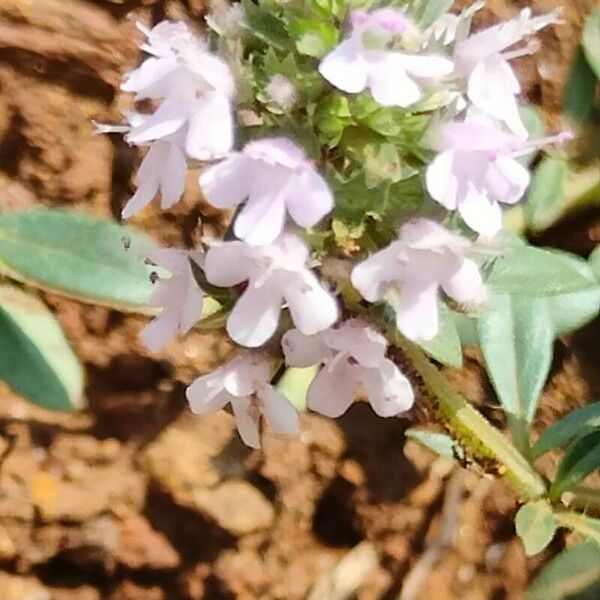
[0,210,158,411]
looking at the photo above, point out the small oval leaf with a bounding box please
[405,428,464,461]
[0,210,157,311]
[0,285,84,411]
[515,501,557,556]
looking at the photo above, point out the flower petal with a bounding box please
[368,54,421,107]
[234,191,287,246]
[281,329,329,368]
[486,155,531,205]
[401,54,454,78]
[231,396,261,449]
[441,258,486,305]
[361,359,414,417]
[121,146,163,218]
[284,169,333,228]
[140,307,180,352]
[259,385,300,435]
[393,283,440,342]
[319,39,369,94]
[457,187,503,238]
[126,98,187,145]
[307,361,359,418]
[199,154,253,209]
[121,57,179,98]
[185,92,234,160]
[186,371,232,414]
[160,143,188,209]
[204,242,252,287]
[351,244,400,303]
[227,281,283,347]
[468,58,527,137]
[285,271,339,336]
[425,150,459,210]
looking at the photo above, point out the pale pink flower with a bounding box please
[351,219,486,342]
[186,352,299,448]
[319,8,453,107]
[141,248,205,351]
[204,232,339,347]
[122,21,235,160]
[124,113,189,218]
[425,112,531,238]
[95,112,189,219]
[282,319,414,418]
[199,138,333,245]
[454,8,561,136]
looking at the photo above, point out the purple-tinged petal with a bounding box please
[281,329,330,368]
[361,359,414,417]
[351,243,400,303]
[307,361,359,418]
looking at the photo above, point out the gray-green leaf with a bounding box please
[532,402,600,458]
[0,210,157,311]
[477,293,554,435]
[515,501,557,556]
[527,543,600,600]
[525,157,572,233]
[0,285,84,411]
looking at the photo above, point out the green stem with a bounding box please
[394,334,547,501]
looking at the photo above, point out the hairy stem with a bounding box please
[393,333,547,501]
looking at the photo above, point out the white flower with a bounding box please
[199,138,333,246]
[454,8,561,136]
[204,232,339,347]
[122,21,235,160]
[186,352,299,448]
[141,248,205,352]
[265,75,298,110]
[319,8,453,107]
[351,219,486,342]
[282,319,414,418]
[425,111,531,238]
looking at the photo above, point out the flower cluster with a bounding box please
[105,2,567,448]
